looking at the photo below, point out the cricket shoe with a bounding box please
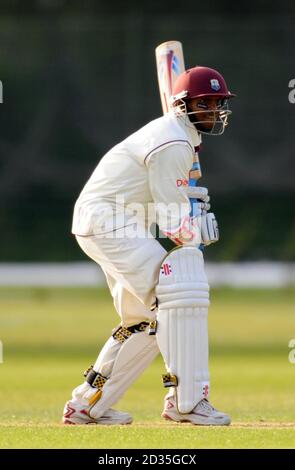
[162,395,231,426]
[62,401,133,425]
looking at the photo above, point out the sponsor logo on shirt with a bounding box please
[176,179,188,187]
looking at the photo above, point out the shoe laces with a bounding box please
[195,399,216,413]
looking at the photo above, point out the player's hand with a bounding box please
[200,212,219,245]
[185,186,210,202]
[185,186,211,213]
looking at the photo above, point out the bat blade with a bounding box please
[155,41,185,114]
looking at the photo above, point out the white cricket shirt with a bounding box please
[72,112,201,243]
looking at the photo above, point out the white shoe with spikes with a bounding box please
[63,400,132,425]
[162,395,231,426]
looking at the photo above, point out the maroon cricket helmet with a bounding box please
[172,66,236,101]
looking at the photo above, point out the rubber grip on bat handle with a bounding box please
[188,181,205,252]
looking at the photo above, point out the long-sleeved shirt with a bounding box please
[72,112,201,243]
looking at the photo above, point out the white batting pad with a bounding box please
[156,246,210,413]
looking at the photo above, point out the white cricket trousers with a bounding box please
[76,230,167,325]
[70,229,167,418]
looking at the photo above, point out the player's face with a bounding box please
[187,96,225,132]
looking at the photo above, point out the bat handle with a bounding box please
[189,161,205,252]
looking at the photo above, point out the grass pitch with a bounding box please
[0,287,294,448]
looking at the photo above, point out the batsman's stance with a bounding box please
[63,66,235,425]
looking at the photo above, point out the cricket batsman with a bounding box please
[63,65,235,425]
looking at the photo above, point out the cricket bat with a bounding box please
[155,40,203,222]
[155,40,185,114]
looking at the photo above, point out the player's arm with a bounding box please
[147,144,218,246]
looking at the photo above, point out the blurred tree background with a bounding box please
[0,0,294,261]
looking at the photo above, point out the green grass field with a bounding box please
[0,287,294,448]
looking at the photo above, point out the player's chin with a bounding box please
[194,121,215,132]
